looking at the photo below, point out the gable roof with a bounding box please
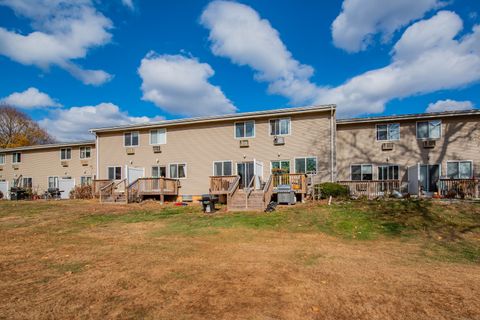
[0,140,95,153]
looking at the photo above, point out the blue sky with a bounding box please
[0,0,479,141]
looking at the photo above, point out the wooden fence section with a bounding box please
[439,178,479,199]
[209,176,239,194]
[338,180,400,199]
[272,174,307,193]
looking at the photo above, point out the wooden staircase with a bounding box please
[226,175,274,212]
[102,192,127,203]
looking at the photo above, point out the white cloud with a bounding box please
[0,0,113,85]
[138,52,236,116]
[317,11,480,116]
[121,0,134,10]
[200,0,318,104]
[426,99,474,112]
[1,87,61,109]
[39,102,161,141]
[332,0,444,52]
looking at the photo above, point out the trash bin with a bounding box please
[201,194,217,213]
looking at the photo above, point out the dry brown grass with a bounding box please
[0,200,479,320]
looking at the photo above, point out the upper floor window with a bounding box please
[376,123,400,141]
[0,153,5,165]
[80,146,91,159]
[235,121,255,139]
[12,152,21,164]
[213,161,233,176]
[124,132,139,147]
[447,161,472,179]
[270,118,291,136]
[351,164,373,181]
[60,148,71,160]
[107,166,122,180]
[150,128,167,145]
[295,157,317,174]
[169,163,187,179]
[417,120,441,139]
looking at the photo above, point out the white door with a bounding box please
[254,159,264,189]
[59,178,75,199]
[408,165,419,195]
[127,166,145,184]
[0,181,9,200]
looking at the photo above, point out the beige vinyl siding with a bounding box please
[0,144,96,194]
[336,115,480,185]
[97,111,334,196]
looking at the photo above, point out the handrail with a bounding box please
[263,174,274,206]
[99,180,115,203]
[227,175,241,195]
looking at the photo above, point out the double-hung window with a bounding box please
[152,166,166,177]
[60,148,71,160]
[447,161,473,179]
[80,176,92,186]
[80,147,91,159]
[124,132,139,147]
[295,157,317,174]
[22,177,32,189]
[377,165,399,180]
[0,153,5,165]
[417,120,441,139]
[169,163,187,179]
[351,164,373,181]
[150,128,166,145]
[48,176,59,189]
[213,161,233,176]
[376,123,400,141]
[271,160,290,174]
[270,118,290,136]
[12,152,21,164]
[107,166,122,180]
[235,121,255,138]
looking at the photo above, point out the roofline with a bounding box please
[337,109,480,125]
[0,140,95,153]
[90,104,336,133]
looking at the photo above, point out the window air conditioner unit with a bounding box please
[423,140,436,148]
[12,165,19,170]
[273,136,285,145]
[382,142,394,151]
[152,145,162,153]
[239,140,249,148]
[126,147,135,155]
[80,160,89,166]
[61,161,69,167]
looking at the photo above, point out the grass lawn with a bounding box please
[0,199,479,319]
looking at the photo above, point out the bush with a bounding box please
[316,182,349,199]
[70,185,93,199]
[0,190,3,200]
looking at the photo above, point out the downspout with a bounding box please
[93,131,99,180]
[330,106,336,182]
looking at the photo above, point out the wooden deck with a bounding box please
[439,178,479,199]
[338,180,400,199]
[209,175,239,195]
[127,177,180,203]
[272,173,307,194]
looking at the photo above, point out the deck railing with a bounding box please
[338,180,400,199]
[210,175,239,194]
[263,175,274,209]
[439,178,479,199]
[93,179,111,198]
[272,174,307,193]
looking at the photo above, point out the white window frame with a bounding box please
[376,123,400,141]
[149,128,167,145]
[151,165,167,177]
[270,160,291,174]
[294,156,317,174]
[0,153,5,165]
[22,177,33,189]
[80,176,92,186]
[269,117,292,136]
[350,164,374,181]
[60,148,72,160]
[168,163,187,179]
[107,166,122,180]
[416,120,442,140]
[234,120,255,139]
[12,152,21,164]
[79,146,91,159]
[446,160,473,179]
[124,131,140,147]
[377,164,400,180]
[48,176,59,189]
[213,160,234,176]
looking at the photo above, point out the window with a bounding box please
[417,120,441,139]
[60,148,71,160]
[271,160,290,174]
[376,123,400,141]
[378,165,399,180]
[107,166,122,180]
[124,132,139,146]
[80,176,92,186]
[150,128,167,145]
[12,152,21,163]
[235,121,255,138]
[48,176,59,189]
[80,147,91,159]
[0,153,5,165]
[152,166,166,177]
[447,161,473,179]
[270,118,291,136]
[295,157,317,174]
[213,161,233,176]
[351,164,373,181]
[22,177,32,189]
[169,163,186,179]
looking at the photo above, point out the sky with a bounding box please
[0,0,479,141]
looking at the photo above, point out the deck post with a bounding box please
[160,194,164,204]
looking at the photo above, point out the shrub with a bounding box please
[70,185,93,199]
[0,190,3,200]
[316,182,349,199]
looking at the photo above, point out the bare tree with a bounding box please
[0,105,55,148]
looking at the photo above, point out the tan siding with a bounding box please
[97,111,334,196]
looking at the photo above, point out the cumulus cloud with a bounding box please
[121,0,134,10]
[0,0,113,85]
[200,0,319,104]
[39,102,161,141]
[332,0,444,52]
[138,52,236,116]
[426,99,474,113]
[1,87,61,109]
